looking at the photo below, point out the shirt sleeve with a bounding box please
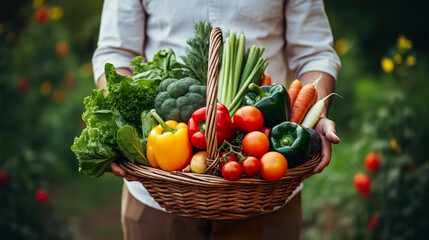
[285,0,341,81]
[92,0,146,84]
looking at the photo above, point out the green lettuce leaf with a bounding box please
[116,125,150,166]
[130,48,183,81]
[104,63,158,126]
[71,89,124,177]
[72,129,119,177]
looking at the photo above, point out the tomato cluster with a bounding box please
[353,152,383,198]
[220,106,288,181]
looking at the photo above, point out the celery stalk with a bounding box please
[227,58,267,113]
[226,32,236,106]
[217,42,227,103]
[240,46,260,89]
[220,37,231,105]
[227,58,267,111]
[232,33,245,100]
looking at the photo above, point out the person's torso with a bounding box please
[142,0,288,86]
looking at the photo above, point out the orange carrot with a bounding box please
[259,73,272,86]
[289,76,321,123]
[288,79,302,109]
[310,90,318,107]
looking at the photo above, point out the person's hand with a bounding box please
[110,162,139,182]
[301,116,340,181]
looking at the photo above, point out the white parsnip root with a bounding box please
[301,93,343,128]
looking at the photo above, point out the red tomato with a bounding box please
[364,152,382,173]
[35,189,49,203]
[367,213,378,231]
[0,170,7,185]
[242,156,261,176]
[242,131,269,158]
[219,151,238,168]
[261,127,271,138]
[353,173,371,198]
[222,161,242,181]
[233,106,264,133]
[260,152,288,181]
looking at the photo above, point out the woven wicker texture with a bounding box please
[119,27,322,219]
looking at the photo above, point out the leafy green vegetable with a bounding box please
[130,48,183,81]
[181,21,214,84]
[72,129,119,177]
[81,89,122,147]
[116,125,150,166]
[141,110,157,140]
[72,48,185,177]
[105,63,158,126]
[154,77,206,122]
[71,89,125,177]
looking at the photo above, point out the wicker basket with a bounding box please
[119,27,322,219]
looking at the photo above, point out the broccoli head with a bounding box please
[154,77,206,122]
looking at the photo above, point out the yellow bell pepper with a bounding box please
[147,110,193,171]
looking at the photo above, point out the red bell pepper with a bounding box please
[188,103,235,149]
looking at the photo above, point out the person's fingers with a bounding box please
[317,117,340,144]
[110,162,126,177]
[300,172,315,182]
[299,117,339,180]
[313,134,332,173]
[110,162,139,181]
[124,176,139,182]
[323,119,340,144]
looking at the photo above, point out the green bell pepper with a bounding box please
[243,83,291,128]
[269,121,311,168]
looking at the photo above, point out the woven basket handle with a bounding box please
[204,27,222,174]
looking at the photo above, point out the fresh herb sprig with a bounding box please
[181,21,216,85]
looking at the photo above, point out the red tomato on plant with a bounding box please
[219,151,238,168]
[242,156,261,176]
[34,7,49,24]
[260,152,288,181]
[222,161,242,181]
[233,106,264,133]
[17,78,29,93]
[242,131,269,158]
[353,173,371,198]
[367,213,378,231]
[0,169,7,185]
[364,152,382,173]
[35,189,49,203]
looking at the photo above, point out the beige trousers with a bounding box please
[121,184,302,240]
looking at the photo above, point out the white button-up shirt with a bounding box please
[92,0,341,211]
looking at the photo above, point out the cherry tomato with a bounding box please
[260,152,288,181]
[219,151,238,168]
[364,152,382,173]
[353,173,371,198]
[242,131,269,158]
[242,156,261,176]
[222,161,242,181]
[233,106,264,133]
[261,127,271,138]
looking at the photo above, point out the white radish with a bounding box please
[301,93,342,128]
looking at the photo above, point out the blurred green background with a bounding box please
[0,0,428,239]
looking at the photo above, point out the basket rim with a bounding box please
[118,152,321,187]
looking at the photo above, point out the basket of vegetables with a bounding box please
[72,23,326,219]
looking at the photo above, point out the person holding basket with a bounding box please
[92,0,341,239]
